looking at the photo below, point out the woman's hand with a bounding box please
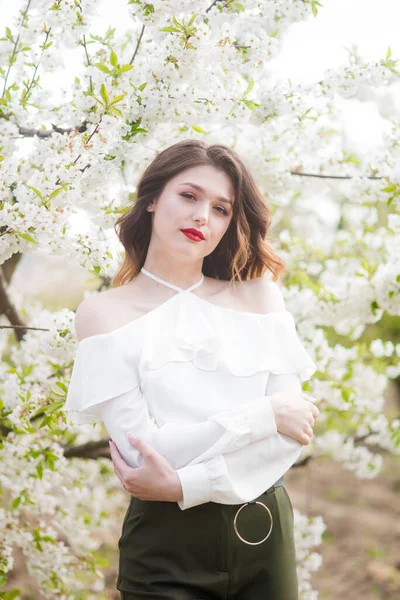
[270,391,320,445]
[109,435,183,502]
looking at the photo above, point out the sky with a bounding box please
[270,0,400,154]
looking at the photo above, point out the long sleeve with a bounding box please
[175,373,305,510]
[99,384,279,470]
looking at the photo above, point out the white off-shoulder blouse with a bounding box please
[63,269,317,511]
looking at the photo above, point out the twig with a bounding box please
[81,34,93,93]
[290,170,383,180]
[22,27,51,104]
[205,0,221,13]
[17,121,88,138]
[0,325,50,331]
[0,268,27,342]
[1,0,32,98]
[129,23,145,65]
[63,439,110,459]
[54,116,102,186]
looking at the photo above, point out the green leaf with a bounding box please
[188,14,198,27]
[0,589,22,599]
[343,153,360,165]
[160,26,180,33]
[17,232,38,244]
[243,78,254,97]
[95,62,111,74]
[110,49,118,67]
[55,381,68,393]
[138,81,147,91]
[243,99,258,112]
[44,451,58,470]
[110,106,123,118]
[38,415,52,429]
[93,95,105,106]
[36,463,43,480]
[386,46,392,61]
[311,0,323,17]
[100,83,109,104]
[120,64,134,72]
[191,125,207,133]
[371,300,380,313]
[27,185,44,200]
[48,187,63,200]
[46,400,65,413]
[12,495,22,509]
[341,388,352,402]
[110,93,126,105]
[380,184,396,193]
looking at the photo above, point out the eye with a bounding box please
[180,193,228,216]
[215,206,228,215]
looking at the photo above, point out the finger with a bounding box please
[127,434,154,460]
[312,405,320,418]
[302,393,316,403]
[109,442,124,482]
[109,441,132,481]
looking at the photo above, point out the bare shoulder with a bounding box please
[240,272,286,314]
[74,285,134,342]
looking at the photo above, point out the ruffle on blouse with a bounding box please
[63,326,141,425]
[63,291,317,425]
[141,292,317,381]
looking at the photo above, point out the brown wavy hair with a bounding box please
[112,139,285,287]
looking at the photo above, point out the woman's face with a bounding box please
[148,164,235,260]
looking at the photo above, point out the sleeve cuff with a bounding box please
[248,395,278,442]
[176,462,212,510]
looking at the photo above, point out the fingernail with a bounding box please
[127,432,136,440]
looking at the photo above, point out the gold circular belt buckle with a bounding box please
[233,500,273,545]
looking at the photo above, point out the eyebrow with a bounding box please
[178,182,234,206]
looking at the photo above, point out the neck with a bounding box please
[141,263,204,290]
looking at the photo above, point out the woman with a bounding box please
[63,139,319,599]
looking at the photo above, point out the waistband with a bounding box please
[263,474,284,494]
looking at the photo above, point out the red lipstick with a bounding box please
[181,228,205,242]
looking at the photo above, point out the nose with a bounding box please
[193,200,209,226]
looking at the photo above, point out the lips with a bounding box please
[181,229,205,242]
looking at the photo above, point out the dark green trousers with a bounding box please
[117,483,298,599]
